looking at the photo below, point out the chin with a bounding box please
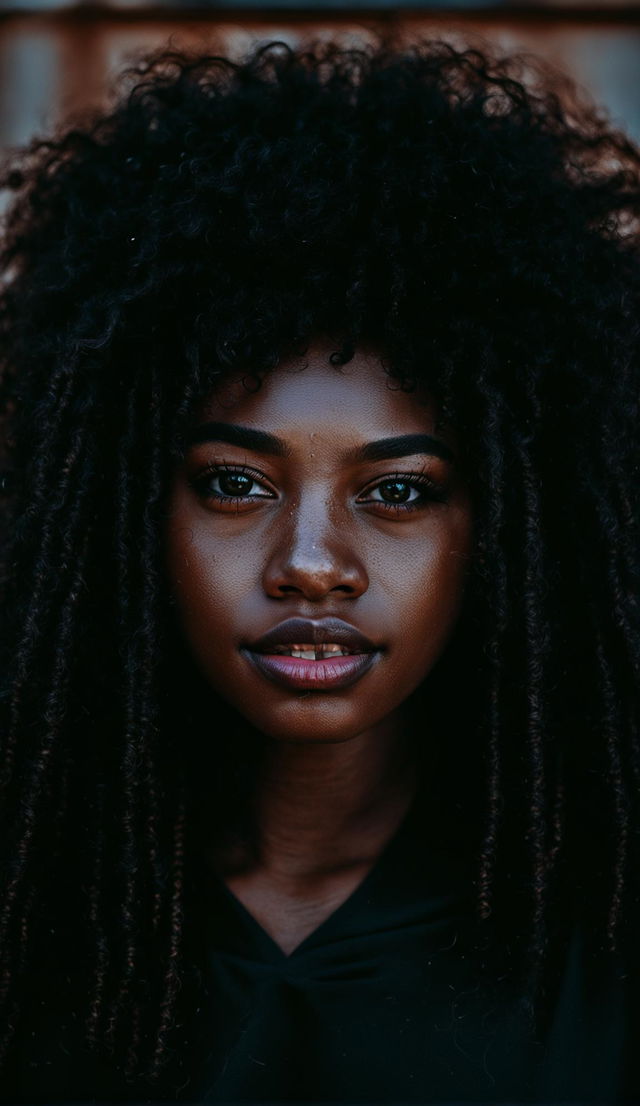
[273,732,359,746]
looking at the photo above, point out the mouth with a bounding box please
[243,616,382,692]
[241,646,380,692]
[261,642,364,659]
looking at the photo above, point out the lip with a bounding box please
[247,616,379,655]
[242,648,380,692]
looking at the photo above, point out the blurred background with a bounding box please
[0,0,638,153]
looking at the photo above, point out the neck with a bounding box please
[209,707,422,882]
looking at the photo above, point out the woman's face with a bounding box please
[166,344,473,746]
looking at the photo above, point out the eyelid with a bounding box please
[189,460,276,496]
[190,460,441,488]
[357,462,439,489]
[189,461,449,508]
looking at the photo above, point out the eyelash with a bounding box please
[189,462,450,514]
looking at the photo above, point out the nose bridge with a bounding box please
[263,481,367,597]
[283,481,343,562]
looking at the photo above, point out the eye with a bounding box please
[360,473,450,514]
[189,463,274,503]
[189,463,450,514]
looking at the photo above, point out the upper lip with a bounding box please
[247,617,379,654]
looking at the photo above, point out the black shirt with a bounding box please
[184,793,634,1104]
[4,789,639,1104]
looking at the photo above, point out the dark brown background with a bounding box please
[0,1,639,153]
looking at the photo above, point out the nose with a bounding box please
[262,489,369,600]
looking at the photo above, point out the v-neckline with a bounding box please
[205,794,422,964]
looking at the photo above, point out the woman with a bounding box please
[0,35,638,1104]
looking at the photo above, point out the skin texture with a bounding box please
[166,342,473,952]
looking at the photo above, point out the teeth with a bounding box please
[272,642,352,659]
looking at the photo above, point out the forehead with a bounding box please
[198,345,439,442]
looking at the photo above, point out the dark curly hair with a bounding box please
[0,33,639,1097]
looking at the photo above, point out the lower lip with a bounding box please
[243,650,380,691]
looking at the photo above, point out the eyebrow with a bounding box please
[187,422,455,465]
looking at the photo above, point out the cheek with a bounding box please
[165,510,245,655]
[385,523,471,670]
[420,540,469,627]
